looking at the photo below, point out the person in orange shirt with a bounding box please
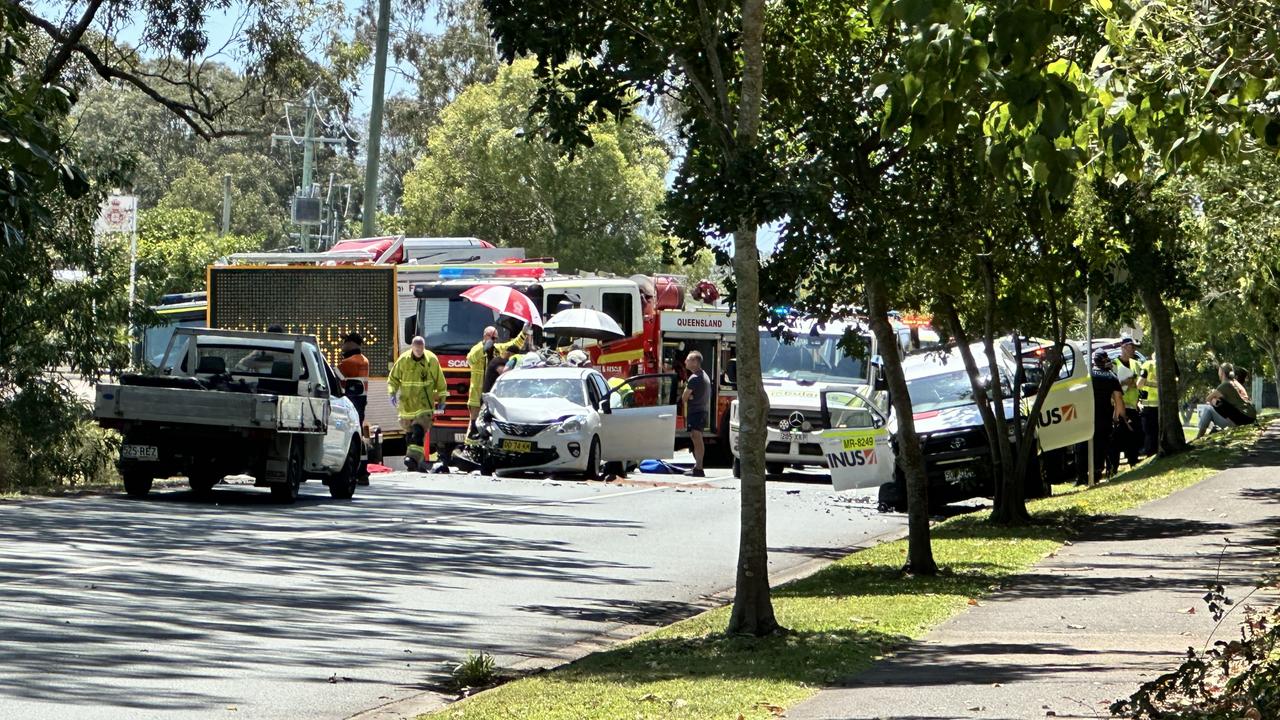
[338,332,370,423]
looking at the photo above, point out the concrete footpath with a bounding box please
[786,428,1280,720]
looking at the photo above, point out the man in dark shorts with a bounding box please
[1085,349,1125,482]
[681,350,711,477]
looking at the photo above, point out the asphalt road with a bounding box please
[0,459,906,720]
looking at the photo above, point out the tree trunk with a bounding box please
[1138,286,1187,456]
[867,274,937,575]
[725,224,779,636]
[725,0,779,637]
[938,298,1031,525]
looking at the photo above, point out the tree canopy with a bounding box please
[399,59,675,275]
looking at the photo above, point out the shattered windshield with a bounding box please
[492,376,587,406]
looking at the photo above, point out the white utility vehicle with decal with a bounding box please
[875,337,1094,511]
[728,320,878,476]
[94,328,367,502]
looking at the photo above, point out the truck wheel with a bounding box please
[584,437,603,480]
[328,439,360,500]
[188,473,219,497]
[878,467,908,513]
[271,441,303,504]
[122,471,152,498]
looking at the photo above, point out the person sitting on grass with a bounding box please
[1194,362,1257,439]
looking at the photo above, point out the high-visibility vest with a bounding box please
[607,376,634,407]
[1141,359,1159,405]
[1117,357,1142,409]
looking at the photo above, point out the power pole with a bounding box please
[300,101,316,252]
[220,173,232,236]
[272,89,345,252]
[361,0,391,238]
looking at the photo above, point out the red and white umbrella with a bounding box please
[461,284,543,326]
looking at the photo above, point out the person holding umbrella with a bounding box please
[466,324,527,436]
[388,336,448,472]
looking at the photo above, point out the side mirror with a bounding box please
[873,367,888,392]
[597,398,612,414]
[403,315,417,346]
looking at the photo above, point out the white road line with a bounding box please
[0,473,732,589]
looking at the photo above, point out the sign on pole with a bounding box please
[95,195,141,351]
[95,195,138,235]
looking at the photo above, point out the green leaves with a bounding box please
[400,59,675,275]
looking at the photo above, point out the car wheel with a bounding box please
[122,470,153,498]
[1022,450,1050,500]
[584,436,603,480]
[271,441,303,504]
[328,439,360,500]
[766,462,784,476]
[188,472,220,497]
[732,457,741,478]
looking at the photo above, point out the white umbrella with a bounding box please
[543,308,626,340]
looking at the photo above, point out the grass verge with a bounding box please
[426,423,1268,720]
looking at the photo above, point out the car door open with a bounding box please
[597,373,678,461]
[818,387,895,491]
[1027,343,1095,453]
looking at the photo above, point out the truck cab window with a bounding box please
[602,292,634,335]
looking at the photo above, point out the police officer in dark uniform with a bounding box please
[1086,349,1126,482]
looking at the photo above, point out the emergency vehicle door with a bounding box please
[818,387,895,491]
[598,373,678,461]
[1031,343,1095,452]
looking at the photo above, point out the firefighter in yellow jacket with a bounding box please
[388,336,448,472]
[466,325,526,434]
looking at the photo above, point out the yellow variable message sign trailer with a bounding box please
[207,265,398,376]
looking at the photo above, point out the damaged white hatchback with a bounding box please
[475,367,679,477]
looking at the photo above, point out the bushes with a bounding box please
[0,379,120,493]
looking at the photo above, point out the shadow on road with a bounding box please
[0,479,653,711]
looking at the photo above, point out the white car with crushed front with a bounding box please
[475,367,678,477]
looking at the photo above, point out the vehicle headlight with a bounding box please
[557,415,588,434]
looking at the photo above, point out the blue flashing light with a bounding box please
[440,267,485,279]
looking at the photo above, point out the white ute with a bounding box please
[94,328,366,502]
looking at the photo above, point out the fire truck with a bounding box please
[205,237,554,448]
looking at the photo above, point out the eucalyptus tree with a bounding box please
[480,0,780,635]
